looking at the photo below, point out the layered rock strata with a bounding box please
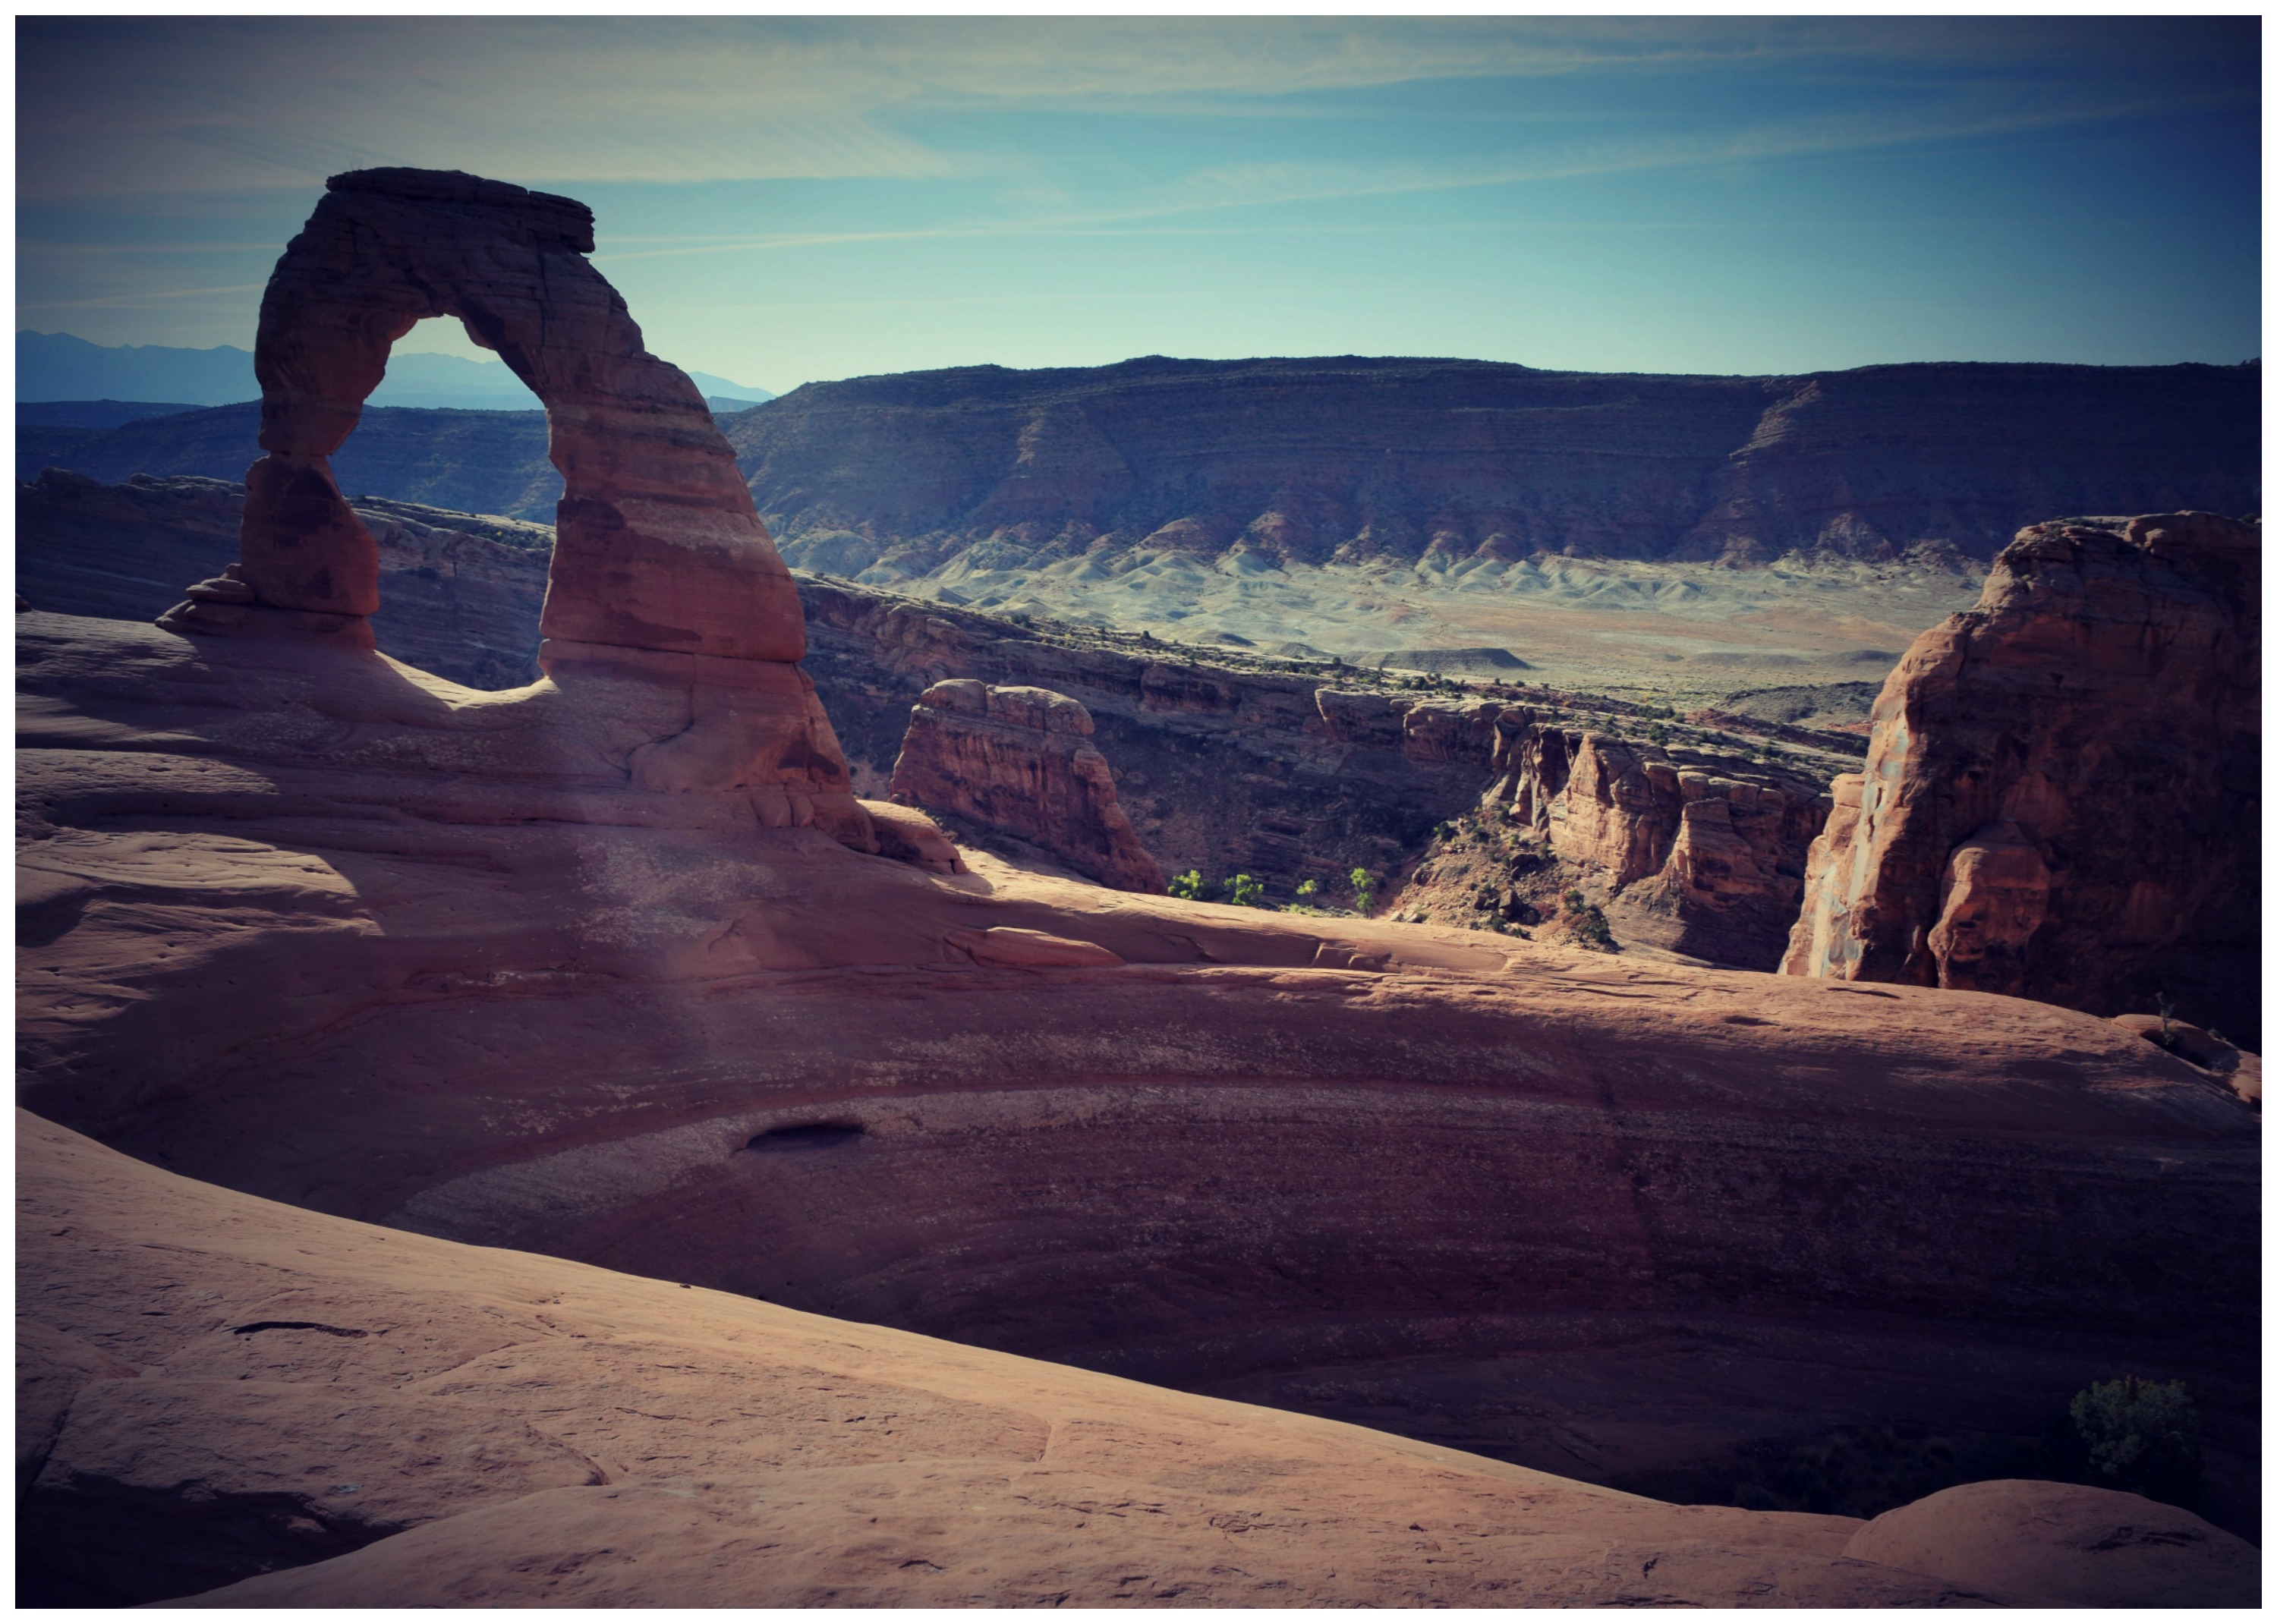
[729,355,2258,574]
[36,1113,2259,1608]
[18,609,2261,1539]
[1782,511,2260,1044]
[146,165,870,848]
[889,680,1162,892]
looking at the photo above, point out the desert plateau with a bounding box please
[15,17,2263,1613]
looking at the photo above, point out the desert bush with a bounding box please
[1167,870,1208,901]
[2070,1376,2203,1500]
[1562,889,1617,952]
[1350,867,1378,913]
[1227,873,1265,908]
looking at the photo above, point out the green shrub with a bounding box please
[1295,878,1320,903]
[2070,1377,2203,1499]
[1562,889,1617,952]
[1167,869,1208,901]
[1227,873,1265,908]
[1350,867,1378,914]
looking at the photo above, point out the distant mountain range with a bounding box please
[17,332,773,412]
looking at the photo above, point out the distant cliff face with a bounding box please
[1783,511,2261,1045]
[15,402,560,519]
[725,357,2259,577]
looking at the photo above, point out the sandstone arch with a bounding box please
[159,168,871,845]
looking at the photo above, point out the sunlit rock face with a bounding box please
[1782,511,2260,1045]
[150,165,871,848]
[889,679,1163,892]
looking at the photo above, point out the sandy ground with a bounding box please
[886,552,1987,700]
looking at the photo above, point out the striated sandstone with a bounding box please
[17,609,2261,1541]
[1782,511,2260,1044]
[890,679,1162,892]
[31,1109,2193,1609]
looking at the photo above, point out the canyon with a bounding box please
[14,165,2263,1607]
[17,470,1866,939]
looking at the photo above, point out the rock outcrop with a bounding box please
[43,1109,2247,1608]
[145,166,871,848]
[728,355,2257,575]
[1394,714,1831,967]
[1781,511,2260,1044]
[890,680,1161,892]
[1842,1479,2258,1609]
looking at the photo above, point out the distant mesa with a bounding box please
[17,399,204,430]
[1352,647,1531,675]
[1718,682,1882,729]
[730,354,2258,579]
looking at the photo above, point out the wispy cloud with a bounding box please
[19,17,2231,198]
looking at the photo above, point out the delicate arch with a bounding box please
[213,166,802,667]
[159,168,872,850]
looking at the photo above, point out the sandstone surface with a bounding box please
[17,606,2260,1539]
[1783,511,2260,1045]
[30,1108,2183,1609]
[1842,1478,2258,1608]
[890,679,1163,892]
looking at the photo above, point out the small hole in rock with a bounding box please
[745,1123,865,1153]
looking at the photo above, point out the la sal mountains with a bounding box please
[17,329,773,413]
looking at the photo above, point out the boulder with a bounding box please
[1844,1479,2258,1608]
[1781,512,2260,1044]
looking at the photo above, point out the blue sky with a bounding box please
[16,16,2260,392]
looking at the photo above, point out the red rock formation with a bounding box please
[890,679,1162,892]
[44,1109,2217,1609]
[1453,714,1831,967]
[1781,511,2260,1043]
[150,166,870,848]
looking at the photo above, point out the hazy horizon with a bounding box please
[18,16,2260,392]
